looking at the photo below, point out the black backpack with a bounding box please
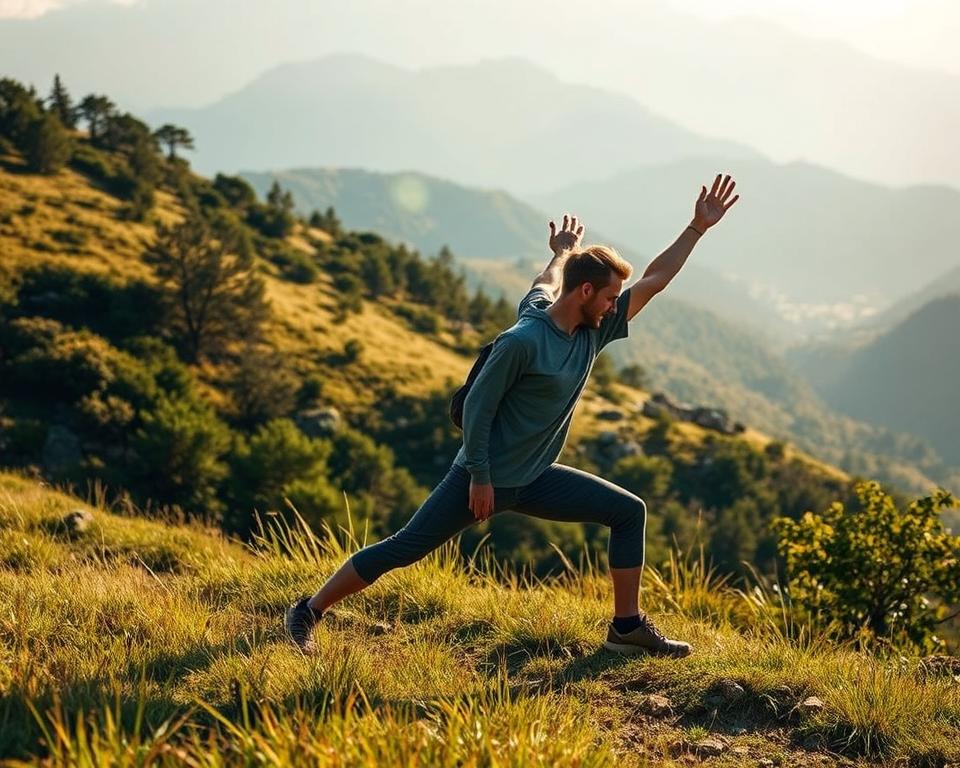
[449,341,495,430]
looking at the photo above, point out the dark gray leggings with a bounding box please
[351,461,646,584]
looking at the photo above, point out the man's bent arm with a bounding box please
[530,248,575,300]
[461,335,528,485]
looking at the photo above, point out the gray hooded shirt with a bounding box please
[452,285,631,486]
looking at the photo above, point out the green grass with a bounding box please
[1,470,959,766]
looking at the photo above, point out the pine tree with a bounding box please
[153,123,195,160]
[145,215,270,362]
[48,74,75,128]
[77,94,115,143]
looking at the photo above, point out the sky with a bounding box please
[1,0,958,191]
[2,0,957,76]
[667,0,959,75]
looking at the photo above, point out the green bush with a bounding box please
[343,338,364,363]
[774,481,960,651]
[132,396,231,518]
[24,112,72,174]
[225,418,341,534]
[393,304,442,334]
[283,253,319,284]
[610,454,673,500]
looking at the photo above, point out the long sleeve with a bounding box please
[461,333,529,485]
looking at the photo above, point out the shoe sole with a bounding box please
[603,639,692,657]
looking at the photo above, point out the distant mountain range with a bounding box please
[151,54,760,194]
[787,295,960,467]
[5,1,960,189]
[241,166,795,342]
[533,156,960,318]
[148,54,960,323]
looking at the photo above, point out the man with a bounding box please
[286,173,740,655]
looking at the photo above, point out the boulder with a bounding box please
[42,425,81,475]
[638,693,673,717]
[799,695,824,715]
[609,441,644,460]
[596,409,624,422]
[62,508,94,535]
[296,406,342,437]
[715,678,745,702]
[691,407,735,434]
[691,737,726,757]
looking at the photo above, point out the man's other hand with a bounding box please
[469,480,495,521]
[548,213,584,255]
[693,173,740,232]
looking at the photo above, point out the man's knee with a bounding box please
[613,495,646,533]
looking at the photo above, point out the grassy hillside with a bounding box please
[3,471,960,766]
[0,154,470,409]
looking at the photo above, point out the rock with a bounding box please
[799,695,824,714]
[758,759,775,768]
[62,508,94,535]
[638,694,673,717]
[42,425,81,475]
[731,745,750,756]
[596,409,624,422]
[607,440,644,461]
[295,406,342,437]
[917,655,960,680]
[715,678,745,701]
[691,406,734,434]
[641,400,667,419]
[692,737,725,757]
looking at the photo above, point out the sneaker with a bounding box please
[285,596,321,651]
[603,613,692,657]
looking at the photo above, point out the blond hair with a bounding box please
[561,244,633,294]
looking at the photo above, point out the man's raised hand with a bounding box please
[693,173,740,232]
[548,213,584,255]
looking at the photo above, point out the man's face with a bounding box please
[582,278,623,328]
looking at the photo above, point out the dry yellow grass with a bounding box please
[1,471,957,766]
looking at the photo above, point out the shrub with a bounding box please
[774,481,960,651]
[132,396,231,518]
[225,418,341,534]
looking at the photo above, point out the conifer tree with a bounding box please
[145,215,270,362]
[153,123,195,160]
[77,94,115,143]
[48,74,75,128]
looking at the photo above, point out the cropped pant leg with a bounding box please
[350,463,497,583]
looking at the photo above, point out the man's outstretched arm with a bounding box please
[626,173,740,322]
